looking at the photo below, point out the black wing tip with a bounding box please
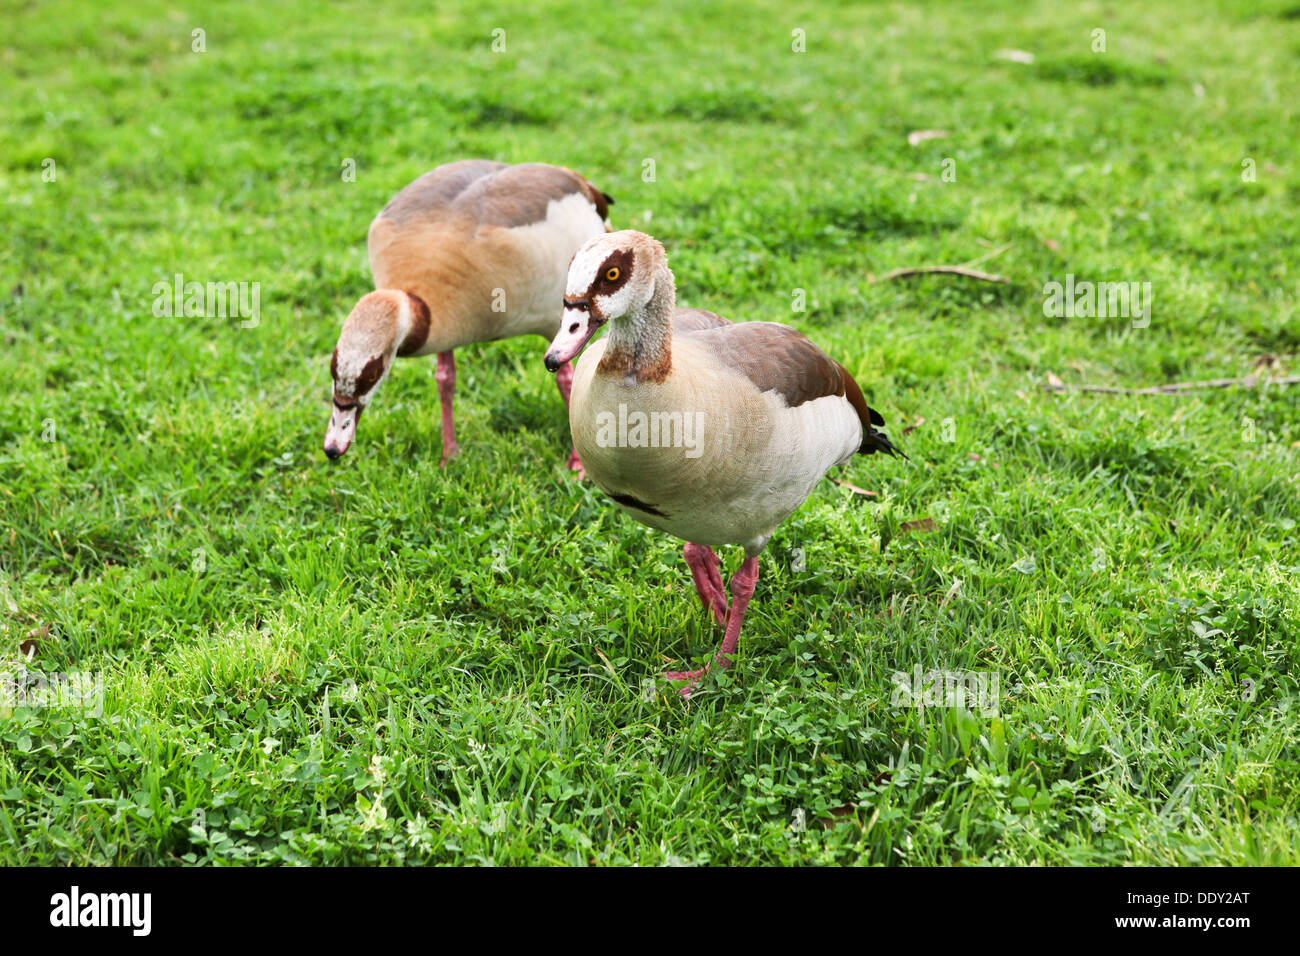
[862,405,902,457]
[862,427,908,459]
[602,191,615,206]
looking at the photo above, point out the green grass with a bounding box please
[1,0,1298,865]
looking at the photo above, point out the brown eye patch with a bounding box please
[595,248,634,292]
[354,355,385,395]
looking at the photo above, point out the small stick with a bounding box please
[872,264,1009,284]
[1041,375,1300,396]
[829,477,878,496]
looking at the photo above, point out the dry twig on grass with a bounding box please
[1040,375,1300,396]
[870,243,1012,284]
[829,477,878,497]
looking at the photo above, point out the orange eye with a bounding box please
[605,267,620,282]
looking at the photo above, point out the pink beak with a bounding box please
[545,305,600,372]
[323,401,361,459]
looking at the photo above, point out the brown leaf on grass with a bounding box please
[907,129,949,147]
[20,624,49,660]
[820,804,863,829]
[901,417,925,435]
[1043,238,1060,252]
[1046,371,1065,389]
[900,517,936,534]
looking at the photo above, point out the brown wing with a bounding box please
[686,321,904,457]
[552,165,615,223]
[464,163,612,227]
[378,160,507,224]
[673,308,731,334]
[378,161,613,230]
[687,322,844,407]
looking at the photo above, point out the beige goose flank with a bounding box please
[324,160,614,469]
[544,230,904,693]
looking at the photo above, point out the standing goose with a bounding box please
[544,230,904,692]
[324,160,613,469]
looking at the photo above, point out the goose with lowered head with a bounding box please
[324,160,614,470]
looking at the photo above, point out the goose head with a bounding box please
[324,290,419,459]
[544,230,668,371]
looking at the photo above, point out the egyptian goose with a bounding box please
[324,160,613,468]
[544,230,904,692]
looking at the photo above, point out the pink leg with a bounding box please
[436,350,459,466]
[554,360,584,478]
[664,554,761,696]
[683,542,727,627]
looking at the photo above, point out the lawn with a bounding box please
[1,0,1297,865]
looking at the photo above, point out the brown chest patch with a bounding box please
[597,344,672,384]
